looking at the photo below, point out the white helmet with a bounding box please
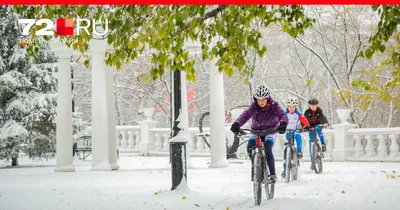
[253,85,271,99]
[285,96,299,106]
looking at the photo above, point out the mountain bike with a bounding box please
[282,128,307,183]
[237,128,277,206]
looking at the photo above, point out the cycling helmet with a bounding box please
[308,97,319,105]
[285,96,299,106]
[253,85,271,99]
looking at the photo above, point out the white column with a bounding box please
[209,59,228,168]
[105,66,119,170]
[364,134,376,157]
[90,39,112,171]
[139,108,157,155]
[389,134,399,158]
[180,71,193,169]
[331,109,357,161]
[52,43,75,172]
[377,134,388,158]
[352,135,364,158]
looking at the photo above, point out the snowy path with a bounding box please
[1,156,399,210]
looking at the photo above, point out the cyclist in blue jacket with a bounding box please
[281,96,310,179]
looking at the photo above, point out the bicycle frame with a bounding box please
[285,129,299,151]
[285,128,307,154]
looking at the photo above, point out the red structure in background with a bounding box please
[225,112,232,124]
[155,86,195,114]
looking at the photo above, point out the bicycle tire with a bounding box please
[264,157,274,200]
[285,147,291,183]
[267,183,274,200]
[293,150,299,181]
[316,144,323,174]
[253,152,262,206]
[313,143,323,174]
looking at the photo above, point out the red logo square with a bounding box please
[56,19,74,36]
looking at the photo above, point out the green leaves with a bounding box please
[361,6,400,65]
[356,6,400,111]
[14,5,315,82]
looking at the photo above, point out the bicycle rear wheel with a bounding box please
[253,152,262,206]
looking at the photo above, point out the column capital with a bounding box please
[89,39,111,54]
[49,42,73,59]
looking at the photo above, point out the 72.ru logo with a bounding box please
[18,18,108,36]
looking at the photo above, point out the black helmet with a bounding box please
[308,97,319,105]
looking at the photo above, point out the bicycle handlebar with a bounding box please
[286,128,308,133]
[237,127,278,136]
[312,124,327,130]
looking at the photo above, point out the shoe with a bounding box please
[297,151,303,159]
[281,171,286,179]
[269,175,278,184]
[321,144,326,152]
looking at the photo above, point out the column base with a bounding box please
[209,159,229,168]
[54,164,75,172]
[110,162,120,170]
[91,159,112,171]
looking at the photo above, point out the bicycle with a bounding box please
[282,128,307,183]
[237,127,277,206]
[309,124,325,174]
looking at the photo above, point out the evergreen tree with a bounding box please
[0,6,89,166]
[0,6,31,166]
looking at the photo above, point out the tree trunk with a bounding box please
[387,101,393,127]
[114,75,123,125]
[11,156,18,166]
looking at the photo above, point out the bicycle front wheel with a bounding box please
[285,147,291,183]
[313,143,323,174]
[253,152,262,206]
[293,150,299,181]
[264,156,274,200]
[266,181,274,200]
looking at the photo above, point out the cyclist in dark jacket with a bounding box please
[304,97,329,169]
[230,84,288,183]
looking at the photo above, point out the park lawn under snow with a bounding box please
[1,156,400,210]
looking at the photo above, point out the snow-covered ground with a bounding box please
[1,156,399,210]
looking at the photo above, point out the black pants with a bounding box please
[247,140,276,176]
